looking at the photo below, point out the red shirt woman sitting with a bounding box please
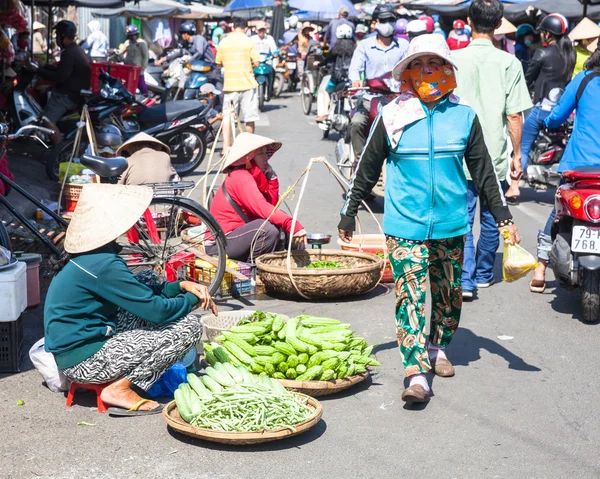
[207,133,307,262]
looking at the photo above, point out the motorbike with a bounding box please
[254,52,277,112]
[335,74,399,198]
[319,78,352,140]
[550,167,600,323]
[46,70,213,180]
[161,55,215,102]
[276,41,299,93]
[106,49,165,98]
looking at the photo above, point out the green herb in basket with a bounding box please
[306,261,343,269]
[375,252,386,259]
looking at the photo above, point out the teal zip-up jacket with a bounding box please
[44,244,200,370]
[339,94,511,239]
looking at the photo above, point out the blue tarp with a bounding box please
[223,0,277,12]
[289,0,360,18]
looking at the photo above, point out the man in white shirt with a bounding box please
[252,22,278,56]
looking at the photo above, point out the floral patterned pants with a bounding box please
[387,235,465,377]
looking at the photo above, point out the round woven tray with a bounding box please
[201,310,290,342]
[255,250,383,299]
[162,393,323,445]
[277,371,369,397]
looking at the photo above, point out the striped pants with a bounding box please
[62,273,202,391]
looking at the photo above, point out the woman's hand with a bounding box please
[293,229,308,249]
[180,281,218,316]
[338,229,353,243]
[499,223,520,245]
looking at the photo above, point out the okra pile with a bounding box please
[204,312,379,381]
[175,361,315,432]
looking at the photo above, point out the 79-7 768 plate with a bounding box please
[572,225,600,254]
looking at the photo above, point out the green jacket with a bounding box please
[44,244,200,370]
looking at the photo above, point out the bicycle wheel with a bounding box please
[116,196,227,296]
[301,74,312,115]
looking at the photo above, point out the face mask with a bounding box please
[455,29,464,36]
[401,65,457,103]
[376,22,395,38]
[493,34,505,41]
[524,39,532,47]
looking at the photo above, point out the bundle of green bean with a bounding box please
[204,313,379,382]
[175,360,315,432]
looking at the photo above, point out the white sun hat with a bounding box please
[222,132,282,170]
[392,33,457,80]
[64,184,153,254]
[569,17,600,41]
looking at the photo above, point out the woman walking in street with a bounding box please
[339,34,519,404]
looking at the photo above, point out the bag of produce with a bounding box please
[502,232,537,283]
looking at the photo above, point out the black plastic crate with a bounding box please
[0,315,24,373]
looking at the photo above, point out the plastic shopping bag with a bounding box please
[502,231,538,283]
[29,338,71,392]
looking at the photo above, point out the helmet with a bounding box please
[516,23,535,38]
[407,19,427,36]
[125,24,139,36]
[453,19,466,30]
[179,22,197,35]
[356,24,369,34]
[395,18,408,35]
[288,15,299,28]
[53,20,77,39]
[419,15,434,33]
[336,24,353,39]
[373,4,397,21]
[96,125,123,155]
[538,13,568,36]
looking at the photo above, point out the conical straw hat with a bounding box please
[569,17,600,41]
[64,184,153,254]
[222,132,282,170]
[33,21,45,31]
[588,38,598,53]
[495,18,517,35]
[117,132,170,156]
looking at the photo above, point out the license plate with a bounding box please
[572,225,600,253]
[287,62,296,70]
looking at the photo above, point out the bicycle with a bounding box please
[0,125,227,295]
[300,47,326,116]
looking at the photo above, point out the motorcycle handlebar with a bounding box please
[9,125,54,140]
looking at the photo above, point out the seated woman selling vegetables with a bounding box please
[339,35,520,404]
[44,184,217,416]
[207,133,307,263]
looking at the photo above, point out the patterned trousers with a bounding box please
[62,272,203,391]
[387,235,465,377]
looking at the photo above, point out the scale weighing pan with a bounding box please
[307,234,332,245]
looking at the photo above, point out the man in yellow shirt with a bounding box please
[216,18,260,155]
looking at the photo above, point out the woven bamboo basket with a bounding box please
[255,250,383,299]
[277,371,369,397]
[162,393,323,445]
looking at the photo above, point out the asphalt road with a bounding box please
[2,93,600,479]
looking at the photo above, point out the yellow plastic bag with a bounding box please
[501,231,538,282]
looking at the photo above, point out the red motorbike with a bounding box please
[550,167,600,322]
[335,74,399,198]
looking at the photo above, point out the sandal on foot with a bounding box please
[529,279,546,293]
[107,399,163,417]
[401,384,429,404]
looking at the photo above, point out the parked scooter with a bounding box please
[550,167,600,322]
[46,71,213,180]
[335,74,399,198]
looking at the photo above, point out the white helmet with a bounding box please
[288,15,299,28]
[336,23,353,39]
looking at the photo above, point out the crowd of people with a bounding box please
[33,0,600,410]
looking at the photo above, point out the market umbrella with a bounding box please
[288,0,359,18]
[223,0,277,12]
[92,0,191,18]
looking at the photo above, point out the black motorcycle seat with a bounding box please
[146,65,164,74]
[81,154,128,178]
[138,100,208,125]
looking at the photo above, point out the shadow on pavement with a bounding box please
[372,340,396,355]
[549,285,592,324]
[450,327,541,372]
[262,103,287,113]
[166,417,327,451]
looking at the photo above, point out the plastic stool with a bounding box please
[66,382,110,413]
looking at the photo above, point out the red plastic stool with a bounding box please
[66,382,110,413]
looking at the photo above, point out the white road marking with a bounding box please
[513,202,552,225]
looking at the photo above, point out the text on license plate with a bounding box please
[572,225,600,253]
[287,62,296,69]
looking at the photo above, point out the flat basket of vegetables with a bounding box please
[255,250,383,299]
[207,312,379,397]
[163,358,323,445]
